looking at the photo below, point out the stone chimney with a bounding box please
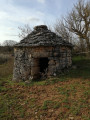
[34,25,48,31]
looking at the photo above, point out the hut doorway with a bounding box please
[39,57,49,74]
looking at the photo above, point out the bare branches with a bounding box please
[3,40,17,46]
[66,0,90,56]
[54,0,90,56]
[18,24,32,39]
[54,19,73,43]
[65,0,90,39]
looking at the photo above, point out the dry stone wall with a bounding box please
[13,46,72,81]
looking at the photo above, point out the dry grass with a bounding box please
[0,54,11,65]
[0,55,13,78]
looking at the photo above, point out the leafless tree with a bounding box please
[18,24,32,39]
[3,40,17,46]
[54,19,73,43]
[64,0,90,56]
[54,0,90,56]
[2,40,17,52]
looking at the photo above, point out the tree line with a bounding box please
[0,40,17,53]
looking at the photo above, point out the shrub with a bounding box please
[0,54,11,64]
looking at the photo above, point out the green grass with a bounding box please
[41,100,61,110]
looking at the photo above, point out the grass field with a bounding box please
[0,56,90,120]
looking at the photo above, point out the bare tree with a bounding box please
[3,40,17,46]
[54,19,73,43]
[18,24,32,39]
[2,40,17,52]
[64,0,90,56]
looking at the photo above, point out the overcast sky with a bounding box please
[0,0,79,44]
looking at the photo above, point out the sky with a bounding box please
[0,0,79,44]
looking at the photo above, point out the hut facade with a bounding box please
[13,25,73,81]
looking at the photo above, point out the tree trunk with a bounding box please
[86,37,90,58]
[79,38,85,52]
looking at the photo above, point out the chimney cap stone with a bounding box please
[34,25,48,31]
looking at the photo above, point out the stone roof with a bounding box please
[15,25,73,47]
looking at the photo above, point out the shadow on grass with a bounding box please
[66,56,90,79]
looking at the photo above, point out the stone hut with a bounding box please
[13,25,73,81]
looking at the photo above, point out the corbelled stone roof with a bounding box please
[15,25,73,47]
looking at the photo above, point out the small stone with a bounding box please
[29,76,33,80]
[53,73,56,76]
[35,112,37,114]
[69,115,74,120]
[25,80,31,84]
[52,109,54,112]
[40,115,43,118]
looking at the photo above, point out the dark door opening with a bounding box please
[39,57,49,73]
